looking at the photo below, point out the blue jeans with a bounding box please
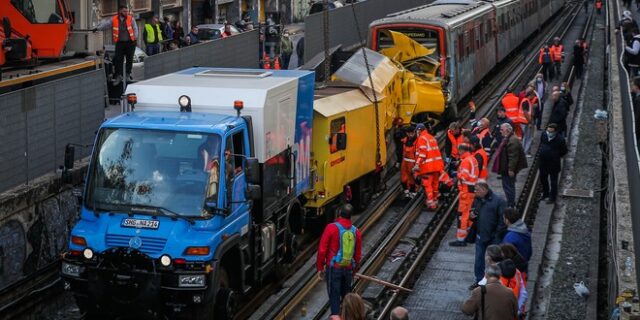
[146,43,160,56]
[475,240,490,282]
[502,174,516,207]
[326,267,353,315]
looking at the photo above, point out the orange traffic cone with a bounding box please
[273,56,282,70]
[263,53,271,70]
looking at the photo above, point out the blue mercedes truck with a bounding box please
[61,68,315,319]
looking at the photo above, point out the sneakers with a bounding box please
[127,74,134,81]
[449,240,467,247]
[410,192,417,199]
[468,283,480,290]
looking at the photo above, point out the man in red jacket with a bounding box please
[316,204,362,316]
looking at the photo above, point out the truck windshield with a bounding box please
[86,128,222,217]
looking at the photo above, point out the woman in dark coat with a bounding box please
[538,123,568,203]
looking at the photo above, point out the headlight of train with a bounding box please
[61,262,84,277]
[178,274,206,287]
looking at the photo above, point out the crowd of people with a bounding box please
[317,40,579,317]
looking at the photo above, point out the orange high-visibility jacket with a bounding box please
[538,47,556,64]
[550,44,564,62]
[112,15,136,43]
[401,137,417,163]
[457,152,478,192]
[416,131,444,174]
[447,130,464,159]
[502,93,521,123]
[515,97,530,125]
[474,148,489,179]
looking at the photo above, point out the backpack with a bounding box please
[332,223,357,267]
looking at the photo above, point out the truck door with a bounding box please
[222,130,249,218]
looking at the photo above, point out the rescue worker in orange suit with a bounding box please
[538,44,556,81]
[596,0,603,14]
[413,123,445,210]
[469,136,489,182]
[450,144,479,247]
[550,37,564,79]
[445,122,464,171]
[501,88,525,139]
[400,126,418,198]
[472,118,493,156]
[94,5,139,85]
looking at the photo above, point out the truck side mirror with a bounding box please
[245,158,260,184]
[64,144,75,170]
[246,184,261,200]
[336,133,347,151]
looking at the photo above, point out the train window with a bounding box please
[469,29,475,53]
[458,33,464,60]
[464,31,470,56]
[479,24,484,46]
[485,20,490,42]
[376,27,440,60]
[330,117,346,153]
[475,27,481,49]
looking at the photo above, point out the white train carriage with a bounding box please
[368,0,565,117]
[369,0,497,109]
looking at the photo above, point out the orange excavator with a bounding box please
[1,0,72,67]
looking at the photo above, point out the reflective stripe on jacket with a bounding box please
[112,15,136,43]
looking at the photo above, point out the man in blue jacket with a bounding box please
[469,182,506,290]
[502,208,532,264]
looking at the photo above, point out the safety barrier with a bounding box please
[303,0,427,62]
[0,69,106,193]
[143,30,259,79]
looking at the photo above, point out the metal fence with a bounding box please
[303,0,428,62]
[144,29,260,79]
[0,69,106,193]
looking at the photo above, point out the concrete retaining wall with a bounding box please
[143,29,260,79]
[303,0,428,62]
[0,69,107,193]
[0,162,87,290]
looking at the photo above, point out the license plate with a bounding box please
[121,218,159,229]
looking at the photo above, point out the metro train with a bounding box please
[369,0,565,117]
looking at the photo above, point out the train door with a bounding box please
[328,116,347,202]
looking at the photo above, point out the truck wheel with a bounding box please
[214,267,236,319]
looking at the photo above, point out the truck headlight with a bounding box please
[83,248,94,260]
[61,262,84,277]
[178,274,206,287]
[160,254,171,267]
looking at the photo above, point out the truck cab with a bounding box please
[61,68,315,319]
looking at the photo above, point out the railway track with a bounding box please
[250,2,589,319]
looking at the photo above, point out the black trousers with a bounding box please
[539,167,560,200]
[114,41,136,78]
[542,63,555,81]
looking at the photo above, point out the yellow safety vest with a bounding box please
[145,24,163,43]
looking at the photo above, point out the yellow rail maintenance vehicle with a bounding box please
[304,32,447,219]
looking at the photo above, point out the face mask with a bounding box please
[537,78,542,82]
[547,131,556,139]
[560,86,566,91]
